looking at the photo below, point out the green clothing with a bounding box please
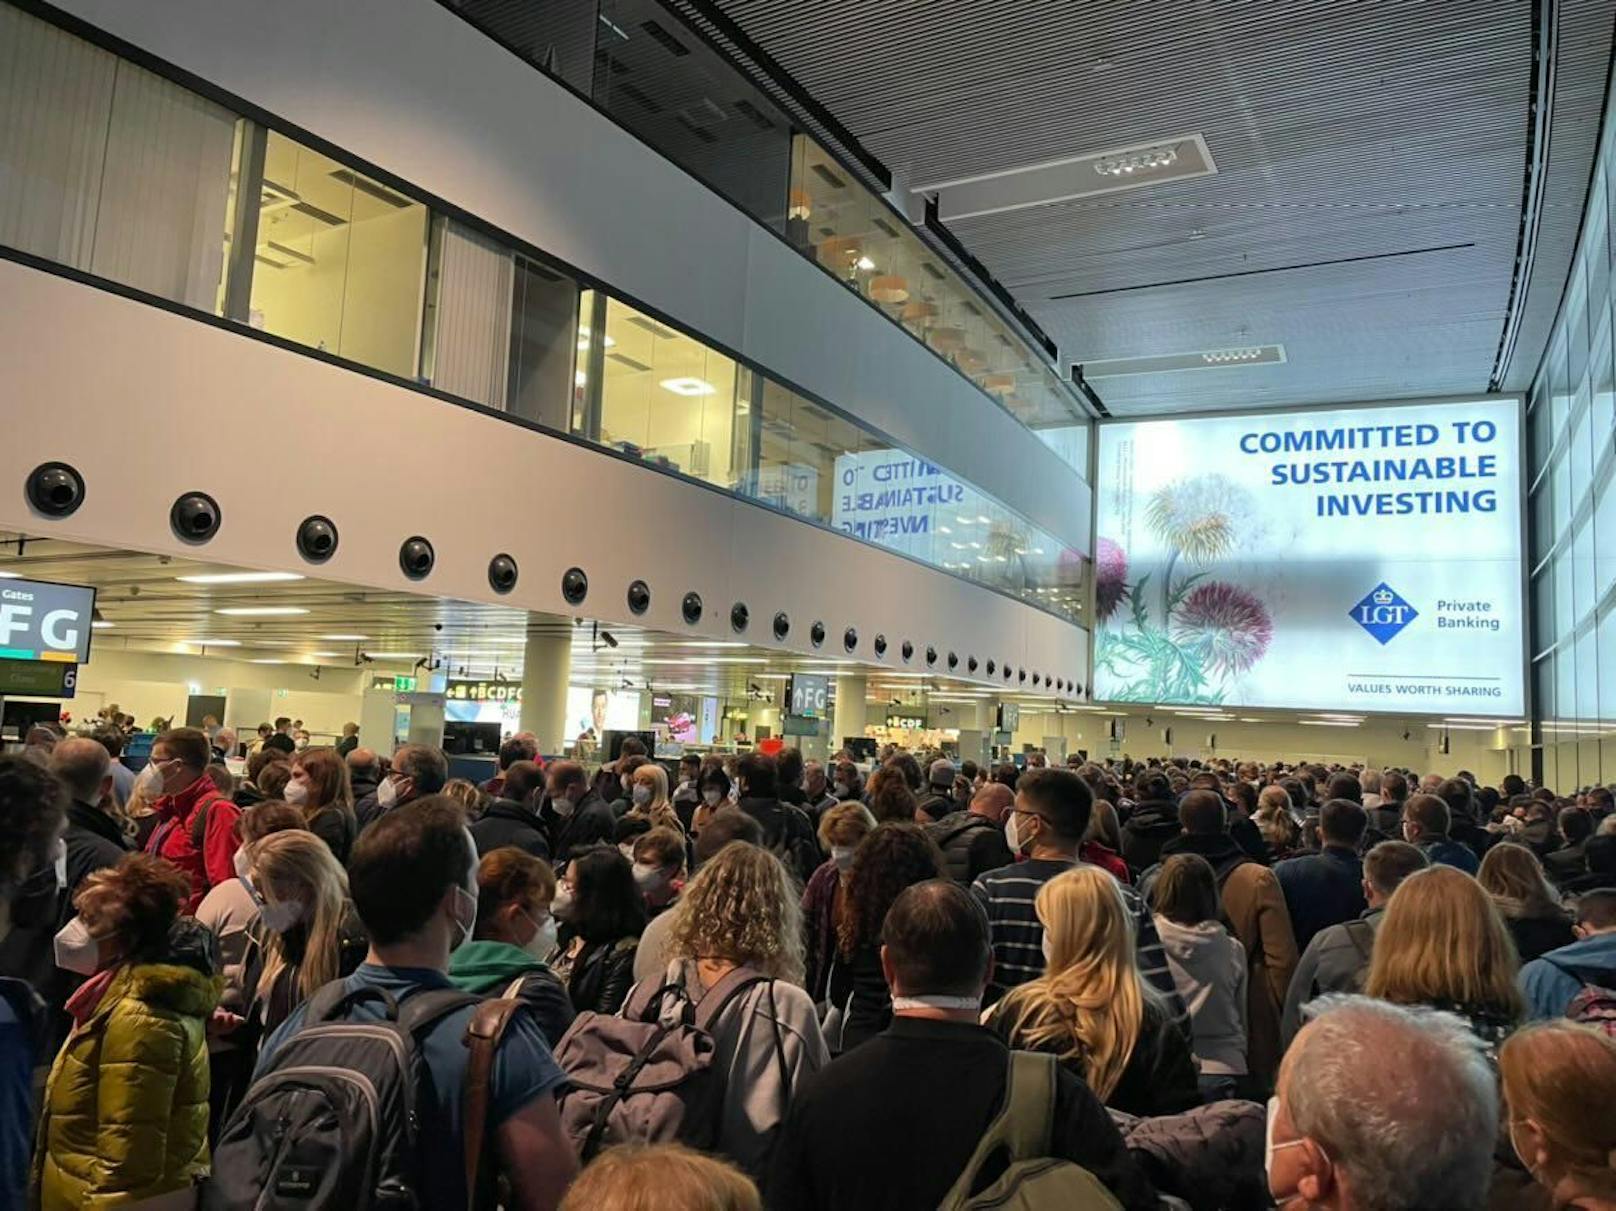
[447,941,547,995]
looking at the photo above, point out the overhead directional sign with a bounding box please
[0,659,77,698]
[0,578,96,664]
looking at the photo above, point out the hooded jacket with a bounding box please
[447,940,575,1047]
[1152,916,1248,1076]
[1120,800,1180,875]
[1420,837,1480,875]
[32,920,221,1210]
[145,774,239,913]
[1520,931,1616,1020]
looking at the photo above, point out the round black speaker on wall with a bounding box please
[843,627,858,652]
[296,515,338,563]
[399,536,435,581]
[730,602,750,633]
[681,592,703,625]
[926,645,937,667]
[810,621,826,648]
[626,580,651,615]
[947,651,958,670]
[901,640,914,662]
[487,554,519,594]
[967,656,979,674]
[985,660,996,677]
[561,567,589,605]
[873,634,887,658]
[170,492,221,544]
[26,462,85,518]
[773,611,790,641]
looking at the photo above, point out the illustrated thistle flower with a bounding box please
[1172,581,1273,676]
[1145,475,1248,563]
[1095,537,1128,622]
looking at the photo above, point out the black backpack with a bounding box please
[206,982,515,1210]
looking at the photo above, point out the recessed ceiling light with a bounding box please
[188,639,241,647]
[1079,344,1287,378]
[1093,143,1180,177]
[1298,719,1358,727]
[214,606,310,616]
[307,650,339,658]
[659,377,717,397]
[0,572,19,579]
[321,634,369,641]
[249,658,285,665]
[854,255,876,271]
[91,620,115,629]
[364,651,422,660]
[177,571,306,585]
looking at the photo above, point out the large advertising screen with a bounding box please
[1093,399,1524,715]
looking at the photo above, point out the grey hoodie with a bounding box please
[1152,916,1248,1076]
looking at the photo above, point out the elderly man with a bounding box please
[1268,996,1497,1209]
[926,782,1014,884]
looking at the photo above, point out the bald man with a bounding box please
[926,781,1016,884]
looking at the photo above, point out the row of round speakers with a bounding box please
[26,461,1083,695]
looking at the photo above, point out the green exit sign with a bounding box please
[394,675,417,692]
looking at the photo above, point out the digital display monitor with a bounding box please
[786,673,829,719]
[1093,398,1524,715]
[0,577,96,664]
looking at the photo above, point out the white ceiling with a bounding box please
[706,0,1616,416]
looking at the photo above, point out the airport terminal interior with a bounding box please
[4,1,1616,1209]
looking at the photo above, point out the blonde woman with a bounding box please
[559,1143,759,1211]
[626,762,683,834]
[1254,785,1301,861]
[649,842,829,1179]
[1478,842,1576,962]
[984,864,1199,1116]
[1500,1021,1616,1211]
[243,830,368,1034]
[1365,864,1523,1048]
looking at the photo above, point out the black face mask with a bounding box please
[9,861,62,931]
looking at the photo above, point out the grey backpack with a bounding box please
[552,966,781,1161]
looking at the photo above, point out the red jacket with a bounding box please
[145,774,241,913]
[1081,840,1132,886]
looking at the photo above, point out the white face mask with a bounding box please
[134,763,165,801]
[890,994,979,1011]
[233,846,252,883]
[551,791,575,817]
[631,784,652,806]
[283,779,310,806]
[834,781,852,797]
[631,862,665,891]
[831,846,855,873]
[702,788,722,806]
[51,838,67,891]
[551,886,575,921]
[54,917,101,975]
[1265,1096,1312,1198]
[521,910,557,961]
[1004,812,1026,855]
[448,829,479,952]
[294,737,309,750]
[260,898,304,934]
[376,776,400,810]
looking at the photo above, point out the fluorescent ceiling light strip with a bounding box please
[177,572,305,585]
[188,639,241,647]
[321,634,368,641]
[214,606,310,616]
[1298,720,1359,727]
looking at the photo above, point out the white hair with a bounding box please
[1288,995,1498,1211]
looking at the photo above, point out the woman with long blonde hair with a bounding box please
[1478,841,1576,962]
[244,829,367,1034]
[627,762,683,835]
[985,865,1198,1115]
[1365,864,1523,1048]
[648,842,828,1179]
[1500,1021,1616,1211]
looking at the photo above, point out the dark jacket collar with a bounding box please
[1162,831,1250,867]
[884,1015,1002,1045]
[484,798,537,824]
[68,799,127,848]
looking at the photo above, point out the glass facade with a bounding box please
[0,3,1088,625]
[1527,69,1616,787]
[446,0,1084,433]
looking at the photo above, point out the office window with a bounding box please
[507,253,578,430]
[246,132,428,377]
[0,5,234,310]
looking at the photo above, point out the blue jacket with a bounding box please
[1520,932,1616,1020]
[1421,838,1479,875]
[1274,846,1366,953]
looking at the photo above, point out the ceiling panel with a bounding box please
[709,0,1616,414]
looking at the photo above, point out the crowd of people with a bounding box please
[2,727,1616,1209]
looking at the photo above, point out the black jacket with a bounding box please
[308,805,358,866]
[737,796,820,883]
[469,799,550,860]
[914,790,954,824]
[1502,910,1577,963]
[548,789,619,864]
[1120,799,1180,875]
[1272,845,1366,953]
[232,780,269,810]
[927,811,1014,884]
[766,1017,1156,1211]
[1544,841,1587,886]
[566,935,639,1015]
[1518,819,1558,858]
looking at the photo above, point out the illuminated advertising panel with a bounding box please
[1093,399,1524,715]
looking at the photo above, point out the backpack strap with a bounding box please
[692,967,770,1033]
[397,988,483,1036]
[940,1051,1057,1205]
[305,980,400,1025]
[462,998,523,1211]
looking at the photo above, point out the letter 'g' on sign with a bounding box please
[0,578,97,663]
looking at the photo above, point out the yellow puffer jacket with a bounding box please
[32,953,220,1210]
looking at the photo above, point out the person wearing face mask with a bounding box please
[33,853,220,1210]
[0,754,69,1211]
[140,726,242,913]
[1499,1020,1616,1211]
[544,760,617,863]
[241,829,368,1036]
[608,755,649,819]
[256,796,577,1211]
[448,847,575,1048]
[801,803,877,1005]
[831,759,863,806]
[766,881,1153,1211]
[670,753,703,819]
[802,760,837,820]
[470,760,552,860]
[691,767,733,834]
[1265,994,1497,1211]
[626,827,690,983]
[549,847,644,1015]
[623,763,683,837]
[286,745,359,865]
[355,743,448,831]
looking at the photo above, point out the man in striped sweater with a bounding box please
[971,767,1184,1017]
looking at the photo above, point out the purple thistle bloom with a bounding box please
[1173,581,1273,676]
[1095,537,1128,622]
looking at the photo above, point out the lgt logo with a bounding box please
[1350,583,1418,645]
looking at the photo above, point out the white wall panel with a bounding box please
[0,259,1087,693]
[44,0,1089,553]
